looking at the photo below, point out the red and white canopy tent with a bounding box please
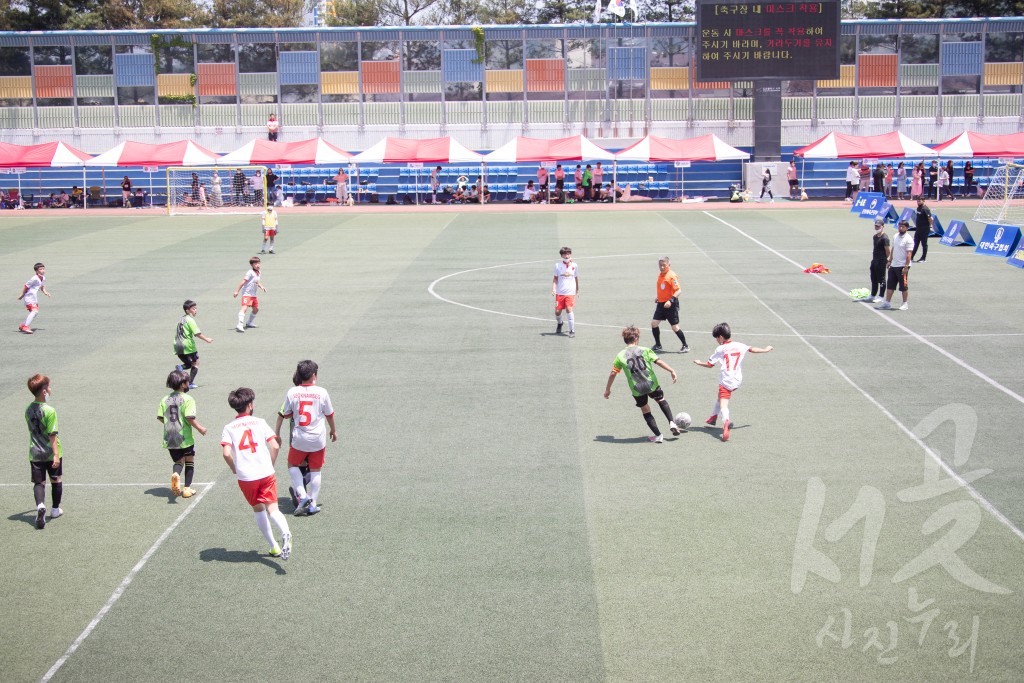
[85,140,221,208]
[0,141,93,207]
[216,137,353,166]
[483,134,615,163]
[793,131,936,159]
[931,131,1024,157]
[614,134,749,201]
[350,136,482,164]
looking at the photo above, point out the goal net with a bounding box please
[167,165,268,215]
[973,163,1024,226]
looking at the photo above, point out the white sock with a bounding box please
[721,407,731,423]
[268,509,290,536]
[254,511,275,547]
[246,311,257,326]
[24,310,37,326]
[289,467,308,500]
[237,310,246,326]
[567,311,575,332]
[308,471,322,504]
[261,239,267,250]
[269,239,274,249]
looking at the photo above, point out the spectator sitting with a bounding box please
[451,186,465,204]
[56,190,70,208]
[273,185,283,207]
[0,190,16,209]
[573,185,585,202]
[522,180,538,203]
[481,185,491,204]
[180,191,199,207]
[467,185,480,203]
[597,184,610,202]
[133,188,146,208]
[70,186,84,207]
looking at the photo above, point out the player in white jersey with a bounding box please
[275,360,337,516]
[17,262,51,334]
[232,256,267,333]
[260,207,279,254]
[693,322,773,442]
[551,246,579,338]
[220,387,292,559]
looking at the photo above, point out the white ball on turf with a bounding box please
[674,412,691,429]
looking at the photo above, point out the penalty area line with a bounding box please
[40,481,216,682]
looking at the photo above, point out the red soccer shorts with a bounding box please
[238,474,277,506]
[241,296,259,310]
[718,385,734,400]
[555,294,576,312]
[24,303,38,312]
[263,229,277,237]
[288,446,325,469]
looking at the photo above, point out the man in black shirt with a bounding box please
[869,217,891,302]
[911,197,934,263]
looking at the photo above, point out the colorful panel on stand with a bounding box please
[321,71,359,94]
[525,59,564,92]
[361,61,400,94]
[197,63,236,96]
[34,65,73,98]
[857,54,897,87]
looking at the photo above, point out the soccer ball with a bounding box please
[674,412,692,430]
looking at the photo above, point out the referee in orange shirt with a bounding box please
[650,256,689,353]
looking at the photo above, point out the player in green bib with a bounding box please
[604,325,682,443]
[158,370,208,498]
[25,374,63,529]
[173,299,213,389]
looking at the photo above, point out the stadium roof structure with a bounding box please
[217,138,353,166]
[0,141,92,168]
[85,140,220,167]
[932,131,1024,158]
[793,132,937,159]
[350,137,482,164]
[483,135,615,163]
[614,134,749,162]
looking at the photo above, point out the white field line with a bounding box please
[40,481,216,682]
[0,482,215,487]
[692,211,1024,543]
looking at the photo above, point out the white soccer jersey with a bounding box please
[239,269,260,297]
[220,415,277,481]
[279,384,335,452]
[23,275,44,305]
[553,260,578,296]
[708,341,751,391]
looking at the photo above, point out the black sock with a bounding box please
[657,399,674,423]
[34,482,45,506]
[675,329,688,346]
[183,463,195,488]
[189,366,198,384]
[643,411,660,436]
[173,463,184,476]
[51,482,62,508]
[652,327,662,345]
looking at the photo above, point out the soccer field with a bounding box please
[2,203,1022,682]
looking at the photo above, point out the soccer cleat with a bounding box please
[648,434,664,444]
[245,323,258,329]
[669,421,681,436]
[19,325,33,334]
[281,533,291,560]
[50,507,63,520]
[171,472,182,497]
[917,259,926,263]
[268,248,274,254]
[899,302,909,311]
[36,507,46,529]
[294,497,312,516]
[181,487,196,498]
[236,324,245,333]
[260,249,266,254]
[652,344,663,351]
[568,330,575,338]
[556,322,563,335]
[306,502,321,516]
[188,383,197,390]
[679,345,689,353]
[706,415,718,426]
[269,544,283,558]
[288,486,299,509]
[722,420,731,442]
[875,301,892,310]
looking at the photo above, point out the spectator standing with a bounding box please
[868,217,891,303]
[333,167,349,205]
[211,170,223,207]
[121,175,132,208]
[593,162,604,193]
[554,164,565,200]
[267,114,279,141]
[787,160,798,199]
[845,161,859,201]
[937,166,955,202]
[574,164,583,195]
[963,161,974,197]
[876,219,913,311]
[759,167,774,202]
[537,165,549,195]
[872,163,885,193]
[884,163,894,198]
[858,161,871,192]
[232,168,246,205]
[583,164,593,201]
[896,162,907,200]
[927,161,938,198]
[911,197,934,263]
[430,165,441,203]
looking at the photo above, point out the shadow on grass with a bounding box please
[200,547,286,575]
[143,487,181,504]
[594,434,682,444]
[8,510,43,528]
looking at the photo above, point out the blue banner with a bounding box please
[1006,243,1024,269]
[853,192,886,217]
[898,207,916,225]
[861,200,898,223]
[930,214,945,237]
[940,220,977,247]
[975,224,1022,257]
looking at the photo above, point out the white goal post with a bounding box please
[167,165,268,215]
[973,163,1024,227]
